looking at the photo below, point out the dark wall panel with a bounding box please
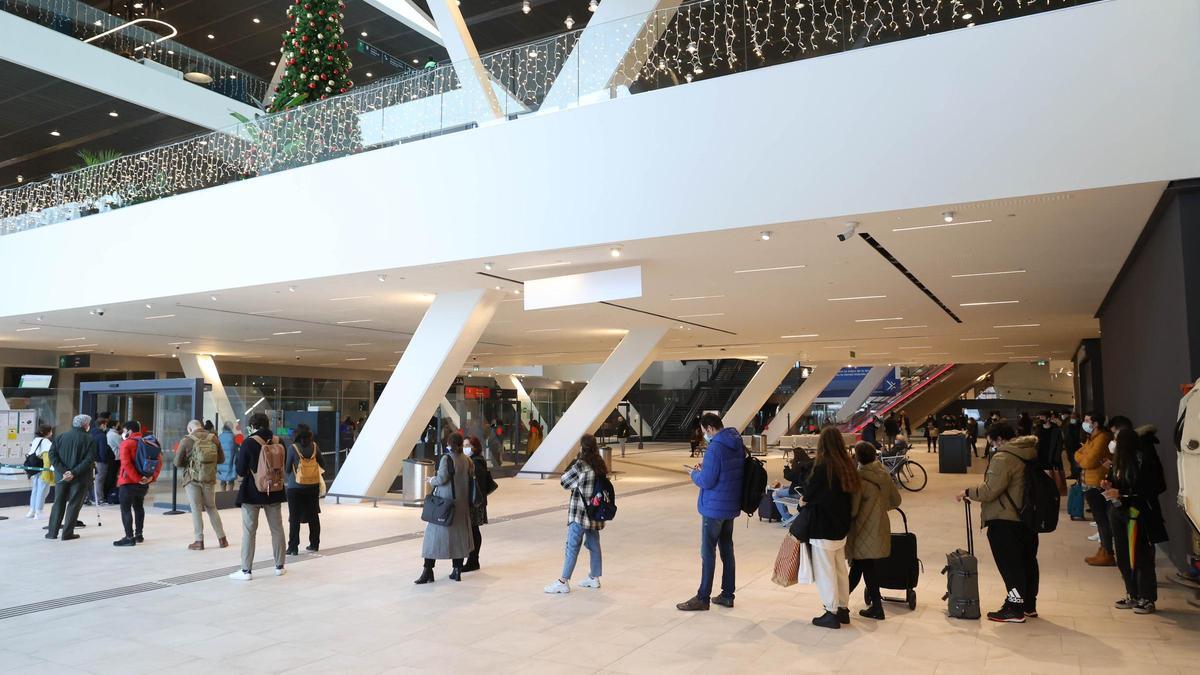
[1099,186,1200,569]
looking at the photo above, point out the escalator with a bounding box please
[842,364,999,434]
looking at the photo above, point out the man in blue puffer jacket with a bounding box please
[678,413,745,611]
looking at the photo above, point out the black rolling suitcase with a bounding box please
[941,498,981,619]
[876,508,921,609]
[757,491,781,522]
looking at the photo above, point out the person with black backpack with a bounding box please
[112,421,162,547]
[285,423,324,556]
[25,424,54,519]
[956,422,1041,623]
[545,434,609,594]
[677,413,744,611]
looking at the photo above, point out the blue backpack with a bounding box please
[584,473,618,522]
[134,435,163,477]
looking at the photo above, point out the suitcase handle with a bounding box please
[963,497,974,556]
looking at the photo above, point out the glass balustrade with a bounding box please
[0,0,1096,234]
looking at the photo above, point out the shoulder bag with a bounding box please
[421,454,456,526]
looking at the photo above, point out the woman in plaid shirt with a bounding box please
[545,434,608,594]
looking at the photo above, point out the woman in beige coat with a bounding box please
[847,442,902,619]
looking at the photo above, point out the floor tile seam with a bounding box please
[0,478,694,620]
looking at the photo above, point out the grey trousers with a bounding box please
[93,463,107,503]
[186,482,226,542]
[240,503,285,572]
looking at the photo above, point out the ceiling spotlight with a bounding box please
[206,33,215,39]
[759,231,772,241]
[108,111,119,118]
[269,60,277,66]
[495,285,502,290]
[515,289,522,295]
[145,303,152,309]
[252,17,261,24]
[484,262,494,271]
[610,246,622,258]
[366,72,373,77]
[49,130,61,137]
[377,273,388,282]
[209,295,218,301]
[588,0,599,11]
[16,175,24,183]
[564,15,574,29]
[288,285,297,293]
[943,211,955,223]
[522,0,531,14]
[961,12,974,20]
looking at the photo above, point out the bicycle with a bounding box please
[880,447,928,492]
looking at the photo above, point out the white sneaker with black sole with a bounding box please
[228,570,252,581]
[544,579,570,594]
[578,577,601,589]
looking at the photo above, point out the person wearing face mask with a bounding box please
[1075,413,1115,566]
[1103,427,1168,613]
[463,435,496,573]
[1063,413,1083,480]
[415,432,475,584]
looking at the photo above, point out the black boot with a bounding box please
[462,555,480,572]
[449,566,462,582]
[836,607,850,624]
[859,601,885,620]
[414,568,435,584]
[286,546,299,556]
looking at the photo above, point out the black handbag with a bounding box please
[420,455,456,526]
[788,505,813,542]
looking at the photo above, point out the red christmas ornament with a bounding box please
[301,35,309,42]
[308,82,317,89]
[339,88,346,93]
[299,48,306,55]
[301,66,308,72]
[318,9,325,15]
[326,55,333,62]
[320,73,328,80]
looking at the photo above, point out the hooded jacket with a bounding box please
[692,427,745,520]
[848,460,902,560]
[967,435,1038,525]
[1074,429,1112,487]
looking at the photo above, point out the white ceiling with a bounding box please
[0,182,1163,373]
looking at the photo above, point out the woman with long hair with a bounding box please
[415,432,475,584]
[463,434,497,572]
[285,423,324,555]
[800,427,861,628]
[545,434,608,594]
[1104,426,1168,614]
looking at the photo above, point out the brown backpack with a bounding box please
[252,435,286,494]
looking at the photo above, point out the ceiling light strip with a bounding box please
[858,233,963,324]
[951,269,1026,278]
[827,295,887,301]
[892,219,994,233]
[733,264,806,274]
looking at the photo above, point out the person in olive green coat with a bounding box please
[847,442,902,619]
[46,414,97,541]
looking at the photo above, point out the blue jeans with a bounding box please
[698,516,736,601]
[562,521,602,580]
[772,487,795,519]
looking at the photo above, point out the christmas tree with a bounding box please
[270,0,355,112]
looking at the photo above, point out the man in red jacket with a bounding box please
[113,421,162,547]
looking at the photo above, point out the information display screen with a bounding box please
[18,374,52,388]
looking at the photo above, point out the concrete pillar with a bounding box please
[839,365,894,422]
[520,327,667,475]
[765,366,837,446]
[330,289,500,498]
[722,356,797,435]
[427,0,504,120]
[177,354,240,429]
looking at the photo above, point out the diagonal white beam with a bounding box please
[177,353,240,428]
[541,0,682,111]
[330,288,500,498]
[765,366,838,446]
[521,327,667,475]
[363,0,443,45]
[721,356,797,435]
[0,12,259,132]
[839,365,894,421]
[426,0,503,120]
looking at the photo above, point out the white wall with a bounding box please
[991,362,1076,405]
[4,0,1199,317]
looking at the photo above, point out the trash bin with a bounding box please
[402,457,435,506]
[601,445,613,470]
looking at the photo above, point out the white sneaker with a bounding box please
[578,577,601,589]
[1090,521,1098,528]
[544,579,570,594]
[274,567,286,577]
[25,510,35,519]
[228,570,252,581]
[33,512,42,520]
[1087,533,1100,542]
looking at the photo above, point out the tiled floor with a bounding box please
[1,443,1197,674]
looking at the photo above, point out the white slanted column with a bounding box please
[521,327,667,476]
[765,366,837,446]
[177,354,240,427]
[839,365,894,420]
[506,374,542,427]
[330,289,500,498]
[721,356,797,435]
[540,0,683,111]
[427,0,504,121]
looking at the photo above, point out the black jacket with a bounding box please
[1110,427,1169,544]
[236,429,287,506]
[783,456,814,493]
[803,463,853,541]
[90,426,113,463]
[50,427,96,481]
[1035,425,1063,470]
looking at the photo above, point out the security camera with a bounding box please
[295,356,301,361]
[95,307,105,316]
[836,222,859,242]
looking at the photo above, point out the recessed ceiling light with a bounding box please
[108,111,119,118]
[345,357,367,361]
[361,31,368,37]
[827,295,887,302]
[269,60,277,66]
[507,261,572,271]
[210,295,218,301]
[412,58,420,64]
[206,33,215,39]
[942,211,955,223]
[483,262,494,271]
[287,285,297,292]
[993,323,1041,328]
[252,17,261,23]
[145,303,152,309]
[49,130,61,137]
[961,12,974,20]
[893,219,993,232]
[960,300,1020,306]
[759,231,772,241]
[272,330,302,335]
[144,314,175,320]
[16,327,40,332]
[854,317,904,322]
[329,295,372,302]
[377,274,387,282]
[951,269,1026,278]
[366,72,373,77]
[960,337,1000,341]
[670,294,725,301]
[781,334,819,339]
[733,265,806,274]
[882,324,927,330]
[564,14,575,28]
[522,0,531,13]
[610,246,622,258]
